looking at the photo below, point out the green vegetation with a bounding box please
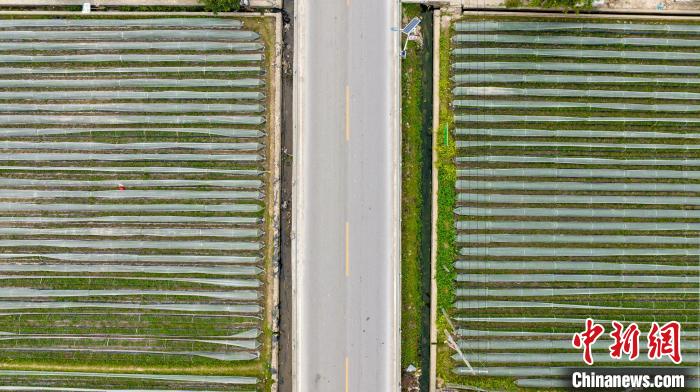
[199,0,241,13]
[400,3,427,372]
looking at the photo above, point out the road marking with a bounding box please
[345,356,349,391]
[345,221,350,277]
[345,85,350,142]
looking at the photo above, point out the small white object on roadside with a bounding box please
[406,364,417,373]
[81,3,91,13]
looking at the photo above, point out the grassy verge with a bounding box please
[400,3,427,372]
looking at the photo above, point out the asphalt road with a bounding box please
[293,0,401,390]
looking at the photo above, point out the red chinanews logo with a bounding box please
[572,318,683,365]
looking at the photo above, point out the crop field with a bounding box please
[439,15,700,390]
[0,16,277,390]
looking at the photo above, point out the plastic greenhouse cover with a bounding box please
[455,207,700,219]
[453,99,700,112]
[458,353,699,364]
[0,216,260,224]
[456,157,700,168]
[0,141,262,151]
[452,317,700,325]
[457,193,700,205]
[0,253,260,264]
[458,140,700,149]
[454,300,636,310]
[0,41,262,51]
[0,78,263,88]
[0,103,264,113]
[456,180,700,192]
[0,288,258,301]
[0,128,264,137]
[456,273,694,283]
[455,329,700,338]
[0,30,259,41]
[452,47,700,61]
[0,178,263,188]
[0,115,265,125]
[0,388,231,392]
[455,261,700,272]
[454,21,700,34]
[455,128,700,139]
[453,61,700,74]
[0,66,261,75]
[0,54,262,63]
[0,301,260,313]
[455,220,700,231]
[0,189,261,200]
[517,379,700,389]
[0,18,244,28]
[452,73,700,85]
[458,233,700,245]
[453,34,700,47]
[459,247,700,257]
[456,287,695,297]
[0,91,264,101]
[0,239,262,251]
[0,276,261,287]
[0,370,256,384]
[0,348,258,362]
[455,114,700,124]
[0,227,261,238]
[0,153,262,162]
[0,202,261,212]
[0,264,259,275]
[455,367,575,377]
[0,166,262,175]
[453,87,700,100]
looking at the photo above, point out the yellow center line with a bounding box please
[345,85,351,142]
[345,222,350,277]
[345,356,350,392]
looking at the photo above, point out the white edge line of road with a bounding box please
[291,0,304,390]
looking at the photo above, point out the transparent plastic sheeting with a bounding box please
[0,141,262,150]
[0,153,262,162]
[454,21,700,34]
[458,353,700,364]
[456,181,700,192]
[0,30,259,41]
[0,239,262,251]
[457,193,700,205]
[0,166,262,175]
[453,61,700,74]
[456,273,694,283]
[455,261,700,271]
[455,300,637,310]
[452,317,700,325]
[0,41,262,51]
[459,247,700,256]
[456,157,700,168]
[458,167,700,179]
[0,288,258,301]
[456,287,696,297]
[455,128,700,139]
[456,367,696,377]
[0,264,259,275]
[458,140,700,149]
[0,348,257,362]
[0,388,247,392]
[0,103,264,113]
[0,115,265,125]
[455,207,700,219]
[516,380,700,389]
[0,78,263,88]
[0,189,261,200]
[0,203,261,212]
[458,234,700,245]
[452,73,700,85]
[0,66,260,75]
[453,99,700,112]
[0,216,260,224]
[453,47,700,60]
[455,114,700,123]
[0,128,264,137]
[453,87,700,100]
[455,329,700,338]
[0,54,262,63]
[0,302,260,314]
[0,276,260,286]
[0,179,263,188]
[0,91,264,101]
[0,370,256,385]
[455,220,700,231]
[0,253,260,264]
[0,18,244,28]
[453,34,700,47]
[0,227,261,238]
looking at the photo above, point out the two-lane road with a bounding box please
[293,0,401,390]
